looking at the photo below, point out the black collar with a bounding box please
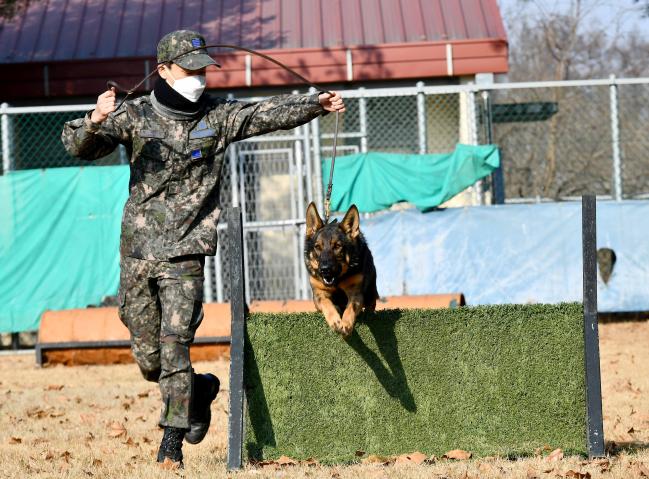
[153,76,202,113]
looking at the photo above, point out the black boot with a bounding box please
[157,426,185,467]
[185,373,220,444]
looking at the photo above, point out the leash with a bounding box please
[107,44,340,222]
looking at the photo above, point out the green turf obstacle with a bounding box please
[226,196,604,469]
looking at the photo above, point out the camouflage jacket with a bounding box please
[62,92,325,260]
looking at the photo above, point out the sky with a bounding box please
[497,0,649,39]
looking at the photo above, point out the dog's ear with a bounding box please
[305,202,324,238]
[341,204,360,239]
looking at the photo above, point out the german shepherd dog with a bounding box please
[304,202,379,338]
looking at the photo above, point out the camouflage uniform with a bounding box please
[61,30,326,429]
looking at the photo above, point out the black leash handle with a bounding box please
[106,43,341,222]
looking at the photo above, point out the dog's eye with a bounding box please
[314,244,322,252]
[333,243,343,251]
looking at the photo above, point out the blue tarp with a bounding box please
[0,166,128,333]
[321,145,501,213]
[1,161,648,333]
[360,201,649,312]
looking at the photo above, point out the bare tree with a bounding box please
[494,0,649,199]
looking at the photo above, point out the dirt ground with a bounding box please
[0,320,648,479]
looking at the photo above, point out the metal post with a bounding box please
[582,195,605,458]
[289,145,301,300]
[303,123,313,202]
[237,150,251,305]
[416,81,427,154]
[482,91,505,204]
[11,333,19,350]
[311,115,324,209]
[359,88,368,153]
[215,246,224,302]
[467,89,483,205]
[227,207,246,471]
[295,139,306,299]
[1,103,12,174]
[609,75,623,201]
[203,256,215,303]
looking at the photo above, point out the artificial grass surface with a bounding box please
[243,303,587,464]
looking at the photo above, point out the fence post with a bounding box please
[1,103,12,174]
[609,75,623,201]
[466,88,483,205]
[203,256,215,303]
[310,88,324,209]
[481,90,505,204]
[359,87,368,153]
[416,81,427,154]
[227,207,246,471]
[582,195,605,458]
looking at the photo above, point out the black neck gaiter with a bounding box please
[153,76,201,114]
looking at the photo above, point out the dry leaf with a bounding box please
[591,458,610,472]
[443,449,472,460]
[137,391,149,398]
[43,451,55,461]
[142,436,152,444]
[61,451,72,463]
[92,459,102,467]
[276,455,298,466]
[108,421,127,438]
[526,468,540,479]
[628,427,637,434]
[159,457,181,470]
[361,454,393,465]
[563,469,590,479]
[303,458,319,466]
[547,448,564,462]
[45,384,64,391]
[123,437,139,447]
[637,462,649,477]
[396,451,428,465]
[8,436,22,444]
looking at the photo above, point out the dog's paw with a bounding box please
[338,321,355,339]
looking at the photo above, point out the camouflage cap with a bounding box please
[157,30,220,70]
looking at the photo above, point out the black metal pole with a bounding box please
[11,333,19,350]
[482,91,505,205]
[227,207,246,471]
[582,195,605,458]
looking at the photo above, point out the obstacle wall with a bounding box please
[243,303,587,463]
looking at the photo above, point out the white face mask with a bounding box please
[167,67,206,102]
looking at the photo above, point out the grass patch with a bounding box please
[244,303,587,464]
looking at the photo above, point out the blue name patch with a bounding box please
[191,149,202,159]
[191,38,202,48]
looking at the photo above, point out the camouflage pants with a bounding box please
[117,254,205,429]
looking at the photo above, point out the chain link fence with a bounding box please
[2,77,649,303]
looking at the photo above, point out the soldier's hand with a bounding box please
[90,87,117,123]
[319,91,345,113]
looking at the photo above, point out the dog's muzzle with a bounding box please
[319,267,336,286]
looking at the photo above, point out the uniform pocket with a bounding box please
[180,278,204,303]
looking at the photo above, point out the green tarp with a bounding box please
[0,166,129,333]
[322,144,500,213]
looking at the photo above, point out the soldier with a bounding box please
[61,30,345,467]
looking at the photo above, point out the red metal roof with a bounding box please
[0,0,508,100]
